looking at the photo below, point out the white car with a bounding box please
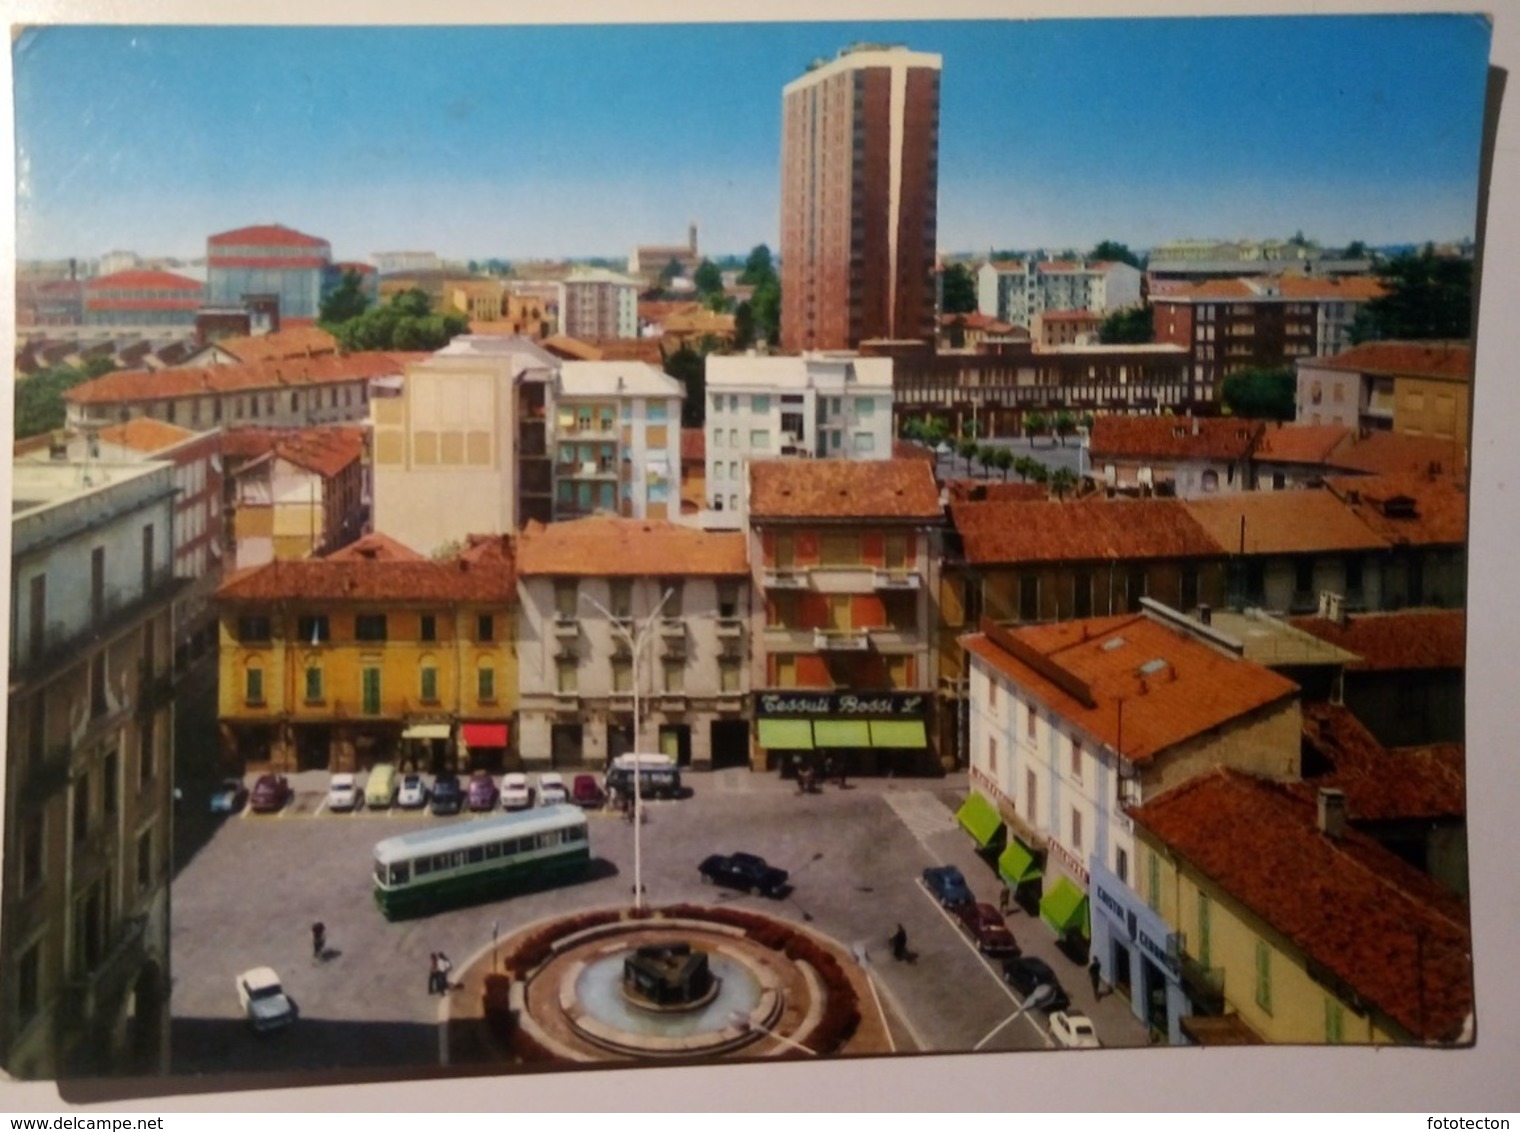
[326,773,359,812]
[236,967,297,1033]
[1049,1010,1101,1049]
[537,772,569,807]
[501,772,533,811]
[397,773,430,809]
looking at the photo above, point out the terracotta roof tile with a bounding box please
[1325,474,1468,547]
[539,336,665,364]
[1130,768,1471,1041]
[680,428,705,463]
[516,516,748,577]
[961,614,1299,764]
[223,426,366,480]
[1302,703,1465,821]
[65,352,421,405]
[1275,275,1387,300]
[216,554,514,604]
[892,439,938,463]
[1089,415,1263,461]
[1287,609,1466,671]
[1314,340,1472,381]
[210,326,338,364]
[96,418,199,453]
[952,498,1222,564]
[208,224,329,248]
[1252,423,1354,464]
[324,532,426,562]
[1324,432,1464,477]
[1184,491,1389,554]
[945,480,1049,504]
[749,459,943,521]
[86,269,203,292]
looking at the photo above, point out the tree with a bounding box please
[941,263,978,314]
[1352,246,1473,342]
[1099,306,1153,344]
[921,418,951,450]
[741,245,777,287]
[319,269,370,325]
[1089,240,1142,269]
[1028,461,1051,486]
[1011,454,1036,482]
[956,438,980,476]
[1053,411,1077,447]
[659,258,684,286]
[733,301,756,350]
[751,277,781,346]
[664,345,706,428]
[329,288,468,353]
[993,447,1014,480]
[1343,240,1368,260]
[901,418,924,441]
[1079,411,1095,433]
[14,357,115,439]
[693,259,724,299]
[1023,411,1048,445]
[977,444,999,478]
[1050,467,1077,499]
[703,291,732,314]
[1220,366,1296,420]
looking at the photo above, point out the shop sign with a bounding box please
[970,766,1015,811]
[1047,837,1090,886]
[1094,868,1180,977]
[756,691,927,717]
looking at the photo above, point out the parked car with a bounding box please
[430,774,463,816]
[501,772,533,811]
[210,778,248,814]
[922,864,974,908]
[698,851,789,898]
[466,771,499,812]
[953,901,1020,957]
[326,773,359,813]
[537,772,569,807]
[397,774,430,809]
[236,966,297,1033]
[248,774,292,814]
[571,773,606,808]
[1001,956,1071,1012]
[365,763,399,809]
[1049,1010,1101,1049]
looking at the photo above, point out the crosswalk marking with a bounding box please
[883,790,958,844]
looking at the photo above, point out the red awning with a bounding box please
[462,723,509,748]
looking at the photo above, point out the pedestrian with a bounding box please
[1088,956,1103,998]
[428,952,440,994]
[998,886,1012,915]
[890,923,908,962]
[438,951,453,993]
[311,921,326,961]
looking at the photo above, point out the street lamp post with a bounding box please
[582,587,674,911]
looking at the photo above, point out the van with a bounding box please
[365,763,399,809]
[605,752,682,800]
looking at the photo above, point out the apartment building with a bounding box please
[558,269,639,341]
[553,361,683,522]
[976,260,1143,328]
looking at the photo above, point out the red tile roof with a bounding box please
[749,459,943,521]
[516,516,748,578]
[208,224,329,248]
[1089,415,1263,462]
[1184,491,1390,554]
[1324,431,1464,478]
[1252,423,1354,465]
[96,418,199,453]
[1314,341,1472,381]
[86,269,203,292]
[680,428,705,463]
[1287,609,1466,671]
[945,480,1049,504]
[211,326,338,364]
[539,336,665,364]
[1130,768,1472,1041]
[223,426,366,480]
[323,532,426,562]
[1302,703,1465,821]
[1274,275,1386,301]
[65,352,420,405]
[961,614,1299,764]
[892,439,938,463]
[953,498,1222,564]
[1325,474,1468,547]
[217,553,514,604]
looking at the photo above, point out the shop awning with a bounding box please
[1039,876,1091,939]
[869,719,927,748]
[757,719,815,750]
[402,723,451,741]
[461,723,509,748]
[955,792,1004,848]
[812,719,872,748]
[997,839,1043,887]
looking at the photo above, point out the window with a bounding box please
[717,583,739,619]
[1201,468,1219,493]
[1019,575,1038,621]
[1147,850,1161,913]
[987,676,997,709]
[245,666,265,705]
[1198,892,1212,967]
[554,581,578,619]
[1346,557,1364,594]
[139,717,155,787]
[853,432,875,453]
[73,771,91,843]
[477,615,495,643]
[137,828,153,893]
[477,667,496,702]
[305,666,323,703]
[1026,702,1037,740]
[237,616,271,643]
[610,581,633,619]
[987,736,998,773]
[1071,807,1083,851]
[1255,939,1273,1014]
[142,523,155,593]
[420,614,438,642]
[749,429,770,451]
[819,534,859,566]
[28,574,46,661]
[19,815,44,891]
[361,667,381,715]
[1324,998,1345,1044]
[356,614,388,642]
[557,661,578,694]
[612,657,633,693]
[1070,738,1082,781]
[1295,559,1314,595]
[647,402,668,423]
[1073,569,1093,619]
[1024,769,1037,825]
[1115,846,1129,885]
[663,662,684,693]
[713,430,723,449]
[856,397,876,417]
[751,395,770,413]
[297,615,330,644]
[91,547,105,625]
[720,660,741,693]
[419,665,439,703]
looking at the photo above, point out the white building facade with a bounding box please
[558,269,639,341]
[977,260,1143,328]
[553,361,683,522]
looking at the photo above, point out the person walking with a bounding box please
[311,921,326,962]
[998,886,1012,916]
[428,952,440,994]
[437,951,453,993]
[890,923,909,962]
[1088,956,1104,999]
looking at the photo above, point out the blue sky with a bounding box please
[13,15,1493,263]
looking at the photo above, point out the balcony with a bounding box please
[553,615,580,639]
[555,638,581,661]
[869,626,920,649]
[14,572,189,688]
[658,690,688,709]
[813,628,870,651]
[659,618,686,640]
[136,660,176,718]
[22,742,74,803]
[763,568,809,590]
[715,617,744,638]
[1179,953,1226,1015]
[719,636,746,660]
[558,460,619,480]
[873,569,921,591]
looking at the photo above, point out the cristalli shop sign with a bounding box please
[757,692,926,717]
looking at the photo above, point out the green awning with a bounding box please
[869,720,928,748]
[1039,876,1091,938]
[997,840,1043,887]
[955,792,1004,848]
[812,719,872,748]
[758,719,814,750]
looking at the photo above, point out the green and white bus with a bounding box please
[372,804,591,920]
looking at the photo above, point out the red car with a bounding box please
[249,774,293,814]
[954,901,1020,957]
[571,774,606,808]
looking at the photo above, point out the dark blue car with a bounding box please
[922,864,973,907]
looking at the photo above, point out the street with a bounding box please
[168,765,1149,1082]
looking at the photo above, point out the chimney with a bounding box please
[1317,788,1347,838]
[1197,603,1212,625]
